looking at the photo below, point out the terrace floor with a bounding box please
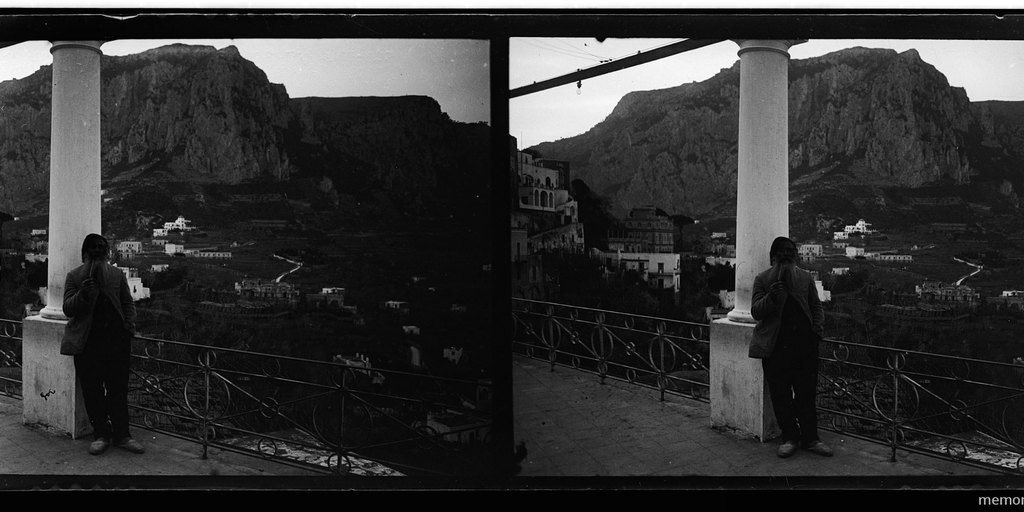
[511,353,1021,490]
[0,393,382,490]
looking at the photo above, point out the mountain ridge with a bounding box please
[529,46,1023,224]
[0,43,489,224]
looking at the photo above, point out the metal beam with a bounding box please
[509,38,726,99]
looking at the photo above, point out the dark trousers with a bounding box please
[762,331,820,445]
[74,350,131,441]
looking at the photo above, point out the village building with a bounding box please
[917,281,979,306]
[163,215,196,233]
[235,278,300,304]
[844,219,874,235]
[798,244,822,259]
[607,205,675,254]
[593,248,681,292]
[113,265,150,302]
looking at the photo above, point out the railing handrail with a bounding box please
[512,298,709,330]
[820,335,1024,370]
[132,334,490,387]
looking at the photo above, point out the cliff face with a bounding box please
[531,47,1019,219]
[0,44,489,218]
[102,45,296,185]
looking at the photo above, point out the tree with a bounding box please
[571,179,616,251]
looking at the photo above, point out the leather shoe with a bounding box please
[777,440,798,458]
[114,437,146,454]
[88,437,111,455]
[803,439,833,457]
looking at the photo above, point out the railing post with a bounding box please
[890,355,900,463]
[201,350,211,460]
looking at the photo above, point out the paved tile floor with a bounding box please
[0,393,370,490]
[511,354,1020,489]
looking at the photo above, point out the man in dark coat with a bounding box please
[750,236,832,459]
[61,233,144,455]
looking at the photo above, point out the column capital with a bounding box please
[49,41,105,55]
[731,39,807,58]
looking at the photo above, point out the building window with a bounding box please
[658,262,664,273]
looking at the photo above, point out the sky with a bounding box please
[510,38,1024,149]
[0,39,491,125]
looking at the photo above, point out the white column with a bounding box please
[23,41,103,439]
[727,39,803,324]
[710,40,804,442]
[40,41,103,320]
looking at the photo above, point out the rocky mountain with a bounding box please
[529,47,1024,223]
[0,44,489,222]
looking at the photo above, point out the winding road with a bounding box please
[952,257,983,286]
[273,254,303,283]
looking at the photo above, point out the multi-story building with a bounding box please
[163,215,197,233]
[798,244,822,259]
[235,278,301,304]
[594,249,681,292]
[510,146,585,257]
[607,206,675,254]
[516,151,570,213]
[844,219,873,235]
[916,281,979,305]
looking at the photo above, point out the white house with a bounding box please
[846,247,865,258]
[115,266,150,301]
[844,219,873,234]
[194,251,232,259]
[151,264,170,272]
[165,243,185,255]
[30,229,47,237]
[814,280,831,302]
[711,232,728,239]
[833,231,848,240]
[152,228,169,238]
[596,250,682,292]
[151,239,167,247]
[384,300,408,310]
[402,325,421,336]
[832,267,850,276]
[871,254,913,263]
[163,215,196,232]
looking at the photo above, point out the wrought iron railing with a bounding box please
[511,298,711,402]
[0,317,494,477]
[817,337,1024,474]
[0,319,21,399]
[127,335,494,477]
[512,299,1024,475]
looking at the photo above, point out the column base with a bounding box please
[709,318,780,442]
[22,315,92,439]
[726,308,756,324]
